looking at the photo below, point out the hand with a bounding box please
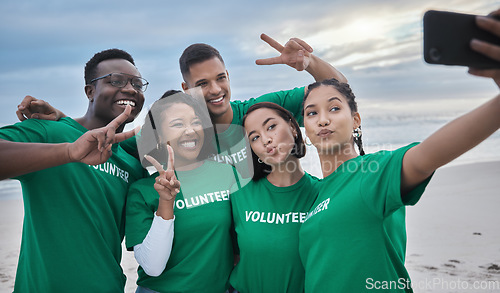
[16,96,66,121]
[256,33,314,71]
[469,9,500,88]
[67,105,136,165]
[145,145,180,202]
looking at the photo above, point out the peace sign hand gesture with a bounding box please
[145,145,180,202]
[67,105,137,165]
[256,33,314,71]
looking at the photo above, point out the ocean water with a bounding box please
[1,103,500,199]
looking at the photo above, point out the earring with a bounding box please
[258,158,263,163]
[353,127,362,138]
[304,136,312,146]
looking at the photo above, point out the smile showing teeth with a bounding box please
[209,97,224,104]
[116,100,136,107]
[180,141,196,148]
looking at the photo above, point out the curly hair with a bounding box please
[84,49,135,85]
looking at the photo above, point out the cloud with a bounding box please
[0,0,498,127]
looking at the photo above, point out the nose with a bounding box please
[208,81,221,95]
[121,80,137,93]
[184,126,196,136]
[318,111,330,127]
[262,134,272,146]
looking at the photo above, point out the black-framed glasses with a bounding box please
[90,72,149,92]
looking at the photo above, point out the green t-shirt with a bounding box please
[210,87,306,179]
[0,117,145,293]
[299,143,431,293]
[125,160,240,293]
[230,172,319,293]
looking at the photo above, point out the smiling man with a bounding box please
[180,34,347,130]
[178,35,347,178]
[0,49,147,292]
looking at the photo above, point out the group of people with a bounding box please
[1,9,500,293]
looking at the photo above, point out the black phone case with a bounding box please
[423,10,500,69]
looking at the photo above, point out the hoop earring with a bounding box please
[304,136,312,146]
[258,158,263,164]
[353,127,362,138]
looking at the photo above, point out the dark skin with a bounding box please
[0,105,136,180]
[0,59,144,181]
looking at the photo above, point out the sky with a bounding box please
[0,0,499,129]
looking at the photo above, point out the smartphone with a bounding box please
[423,10,500,69]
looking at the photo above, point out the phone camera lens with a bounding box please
[429,48,441,62]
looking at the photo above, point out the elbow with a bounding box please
[143,266,165,277]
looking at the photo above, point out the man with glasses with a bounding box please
[0,48,147,292]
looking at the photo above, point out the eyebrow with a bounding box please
[194,79,207,86]
[168,118,183,125]
[247,117,275,137]
[195,73,226,86]
[304,96,342,110]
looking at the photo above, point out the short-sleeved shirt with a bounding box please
[299,143,432,293]
[0,117,145,293]
[230,172,319,293]
[210,87,306,179]
[125,160,240,293]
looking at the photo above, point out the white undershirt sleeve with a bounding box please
[133,213,175,277]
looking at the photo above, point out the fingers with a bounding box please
[17,96,36,113]
[470,39,500,61]
[16,109,27,121]
[17,96,35,121]
[166,144,175,171]
[114,127,137,144]
[99,105,133,147]
[488,8,500,17]
[106,105,132,131]
[92,129,107,152]
[145,155,165,173]
[154,176,180,200]
[256,56,283,66]
[476,15,500,38]
[289,37,313,53]
[260,33,285,52]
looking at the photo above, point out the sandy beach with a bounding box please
[1,161,499,292]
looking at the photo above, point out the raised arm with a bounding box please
[256,33,348,83]
[400,10,500,195]
[0,105,134,180]
[133,150,179,277]
[16,95,67,121]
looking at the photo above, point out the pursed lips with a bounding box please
[266,146,276,154]
[317,129,334,137]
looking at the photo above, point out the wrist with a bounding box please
[305,54,318,74]
[64,142,77,163]
[157,198,175,220]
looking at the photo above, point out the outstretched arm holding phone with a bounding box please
[469,9,500,86]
